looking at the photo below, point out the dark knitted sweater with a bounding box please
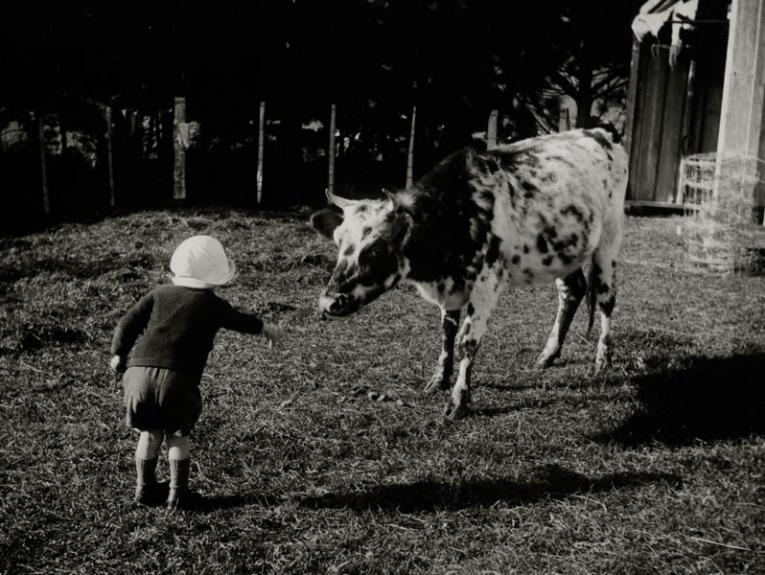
[111,285,263,378]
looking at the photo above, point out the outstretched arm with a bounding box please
[221,304,284,346]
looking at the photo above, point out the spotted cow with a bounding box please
[311,128,629,420]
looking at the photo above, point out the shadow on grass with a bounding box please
[190,492,279,513]
[596,352,765,446]
[472,398,559,417]
[299,464,680,512]
[137,482,278,512]
[0,253,156,282]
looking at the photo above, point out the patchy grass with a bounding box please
[1,208,764,575]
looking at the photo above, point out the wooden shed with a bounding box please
[624,0,731,207]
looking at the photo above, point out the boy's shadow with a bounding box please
[143,482,275,512]
[299,464,680,513]
[595,352,765,446]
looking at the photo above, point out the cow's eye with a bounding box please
[365,244,384,258]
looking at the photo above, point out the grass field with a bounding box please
[1,208,764,574]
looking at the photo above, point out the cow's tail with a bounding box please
[586,258,598,337]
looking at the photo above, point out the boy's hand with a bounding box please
[110,355,125,373]
[262,324,284,349]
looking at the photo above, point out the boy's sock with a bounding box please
[133,430,162,505]
[167,457,191,510]
[134,457,158,504]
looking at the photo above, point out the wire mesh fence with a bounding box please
[680,153,765,274]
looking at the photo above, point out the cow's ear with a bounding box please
[310,209,343,240]
[390,210,412,244]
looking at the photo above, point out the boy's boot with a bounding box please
[134,458,158,505]
[167,458,191,510]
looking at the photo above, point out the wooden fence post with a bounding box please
[173,96,187,201]
[406,104,417,189]
[487,109,498,149]
[558,106,571,132]
[105,105,116,208]
[256,100,266,204]
[32,111,51,216]
[328,103,337,195]
[623,37,642,156]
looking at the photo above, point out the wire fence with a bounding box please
[680,152,765,274]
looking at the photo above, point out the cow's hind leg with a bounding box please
[535,269,587,368]
[424,307,461,394]
[591,252,617,372]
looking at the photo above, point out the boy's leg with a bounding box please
[166,433,191,510]
[134,429,163,504]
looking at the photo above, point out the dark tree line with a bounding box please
[0,0,642,214]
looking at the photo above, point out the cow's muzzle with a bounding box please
[319,290,359,317]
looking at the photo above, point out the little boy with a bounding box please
[110,235,282,509]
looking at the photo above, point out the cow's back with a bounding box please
[469,129,627,285]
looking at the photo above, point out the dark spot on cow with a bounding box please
[523,244,530,254]
[562,204,584,222]
[553,232,578,253]
[523,268,534,280]
[362,226,372,239]
[541,171,557,185]
[479,189,494,206]
[612,261,617,268]
[467,303,475,316]
[521,180,537,199]
[542,255,553,266]
[459,338,478,358]
[559,253,574,265]
[536,234,549,254]
[547,155,576,170]
[511,254,521,265]
[486,235,501,266]
[583,129,613,151]
[602,179,608,190]
[600,294,616,316]
[343,245,354,257]
[355,205,368,214]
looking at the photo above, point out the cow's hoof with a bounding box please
[423,375,449,394]
[594,348,611,373]
[594,358,610,374]
[534,353,558,369]
[442,400,469,421]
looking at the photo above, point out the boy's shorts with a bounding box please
[123,366,202,436]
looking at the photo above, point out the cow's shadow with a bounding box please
[595,352,765,446]
[299,464,680,512]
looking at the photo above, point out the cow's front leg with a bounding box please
[443,276,503,421]
[424,307,461,394]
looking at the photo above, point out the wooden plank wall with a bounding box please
[628,43,693,204]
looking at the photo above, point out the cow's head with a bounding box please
[311,190,413,316]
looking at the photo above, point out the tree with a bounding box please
[543,0,644,129]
